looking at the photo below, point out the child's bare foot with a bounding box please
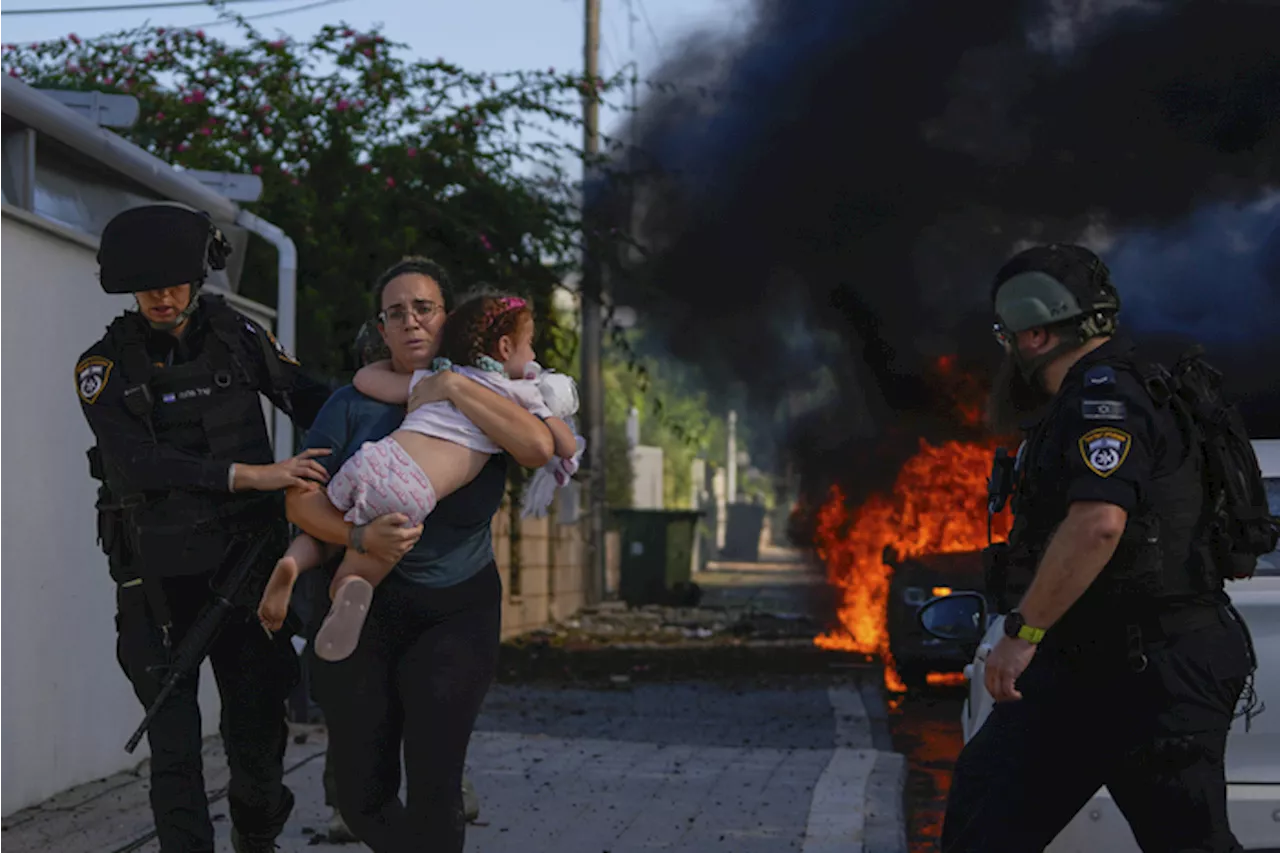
[257,556,299,634]
[314,576,374,662]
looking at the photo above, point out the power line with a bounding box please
[624,0,636,53]
[3,0,287,16]
[188,0,347,28]
[634,0,661,55]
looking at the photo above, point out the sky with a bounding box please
[0,0,751,141]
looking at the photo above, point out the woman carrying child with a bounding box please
[280,258,565,852]
[259,292,580,659]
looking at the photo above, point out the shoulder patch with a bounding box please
[1084,365,1116,387]
[1078,427,1131,478]
[1082,399,1127,421]
[75,356,113,405]
[264,328,300,366]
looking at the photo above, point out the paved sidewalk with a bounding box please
[2,552,907,852]
[1,679,905,853]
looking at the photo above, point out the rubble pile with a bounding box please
[498,601,874,684]
[511,601,825,650]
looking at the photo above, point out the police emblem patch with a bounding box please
[1079,427,1131,477]
[75,356,113,404]
[264,328,300,365]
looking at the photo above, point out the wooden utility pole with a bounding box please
[581,0,607,602]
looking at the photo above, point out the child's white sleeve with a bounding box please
[408,368,433,393]
[511,380,554,420]
[528,390,554,421]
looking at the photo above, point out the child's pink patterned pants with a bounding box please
[326,436,438,526]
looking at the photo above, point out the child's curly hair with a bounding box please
[439,290,533,368]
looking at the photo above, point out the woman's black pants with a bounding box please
[310,563,501,853]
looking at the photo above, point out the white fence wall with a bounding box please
[0,206,228,815]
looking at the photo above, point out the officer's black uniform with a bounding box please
[943,334,1256,851]
[77,204,331,853]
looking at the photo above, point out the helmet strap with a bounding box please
[141,281,203,331]
[1012,311,1118,386]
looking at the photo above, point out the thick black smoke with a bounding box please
[597,0,1280,514]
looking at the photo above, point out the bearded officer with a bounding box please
[942,244,1256,852]
[76,203,333,853]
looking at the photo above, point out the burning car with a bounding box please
[917,438,1280,851]
[883,546,988,689]
[810,431,1014,692]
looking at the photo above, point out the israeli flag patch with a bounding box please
[1082,399,1126,421]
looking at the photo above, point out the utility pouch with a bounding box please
[96,485,122,558]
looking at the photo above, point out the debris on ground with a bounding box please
[498,601,872,684]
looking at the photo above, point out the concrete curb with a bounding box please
[858,679,897,752]
[864,750,908,853]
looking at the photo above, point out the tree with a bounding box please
[602,332,729,510]
[3,18,617,377]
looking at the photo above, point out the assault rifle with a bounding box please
[125,533,273,754]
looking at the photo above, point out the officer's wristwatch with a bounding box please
[1004,609,1046,645]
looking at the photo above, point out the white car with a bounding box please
[920,439,1280,851]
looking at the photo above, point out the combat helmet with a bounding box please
[991,243,1121,379]
[97,202,232,329]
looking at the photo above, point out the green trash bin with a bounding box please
[612,509,703,607]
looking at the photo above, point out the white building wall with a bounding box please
[0,206,225,815]
[629,445,665,509]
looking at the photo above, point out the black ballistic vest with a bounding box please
[1006,359,1216,620]
[102,297,283,579]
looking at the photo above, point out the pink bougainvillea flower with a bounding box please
[104,76,114,85]
[68,33,81,45]
[406,147,417,158]
[195,29,206,40]
[336,98,350,111]
[385,176,396,188]
[191,89,206,103]
[199,127,211,136]
[155,111,165,120]
[176,141,189,151]
[268,39,286,50]
[121,45,132,56]
[252,165,263,174]
[479,233,493,251]
[263,126,272,136]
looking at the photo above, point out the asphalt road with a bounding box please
[889,688,967,853]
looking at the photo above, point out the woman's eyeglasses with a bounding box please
[378,300,441,326]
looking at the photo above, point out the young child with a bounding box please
[257,293,581,661]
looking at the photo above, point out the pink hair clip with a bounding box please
[497,296,527,311]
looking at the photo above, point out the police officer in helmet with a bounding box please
[942,243,1256,852]
[76,203,333,852]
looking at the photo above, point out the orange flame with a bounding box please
[813,357,1014,691]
